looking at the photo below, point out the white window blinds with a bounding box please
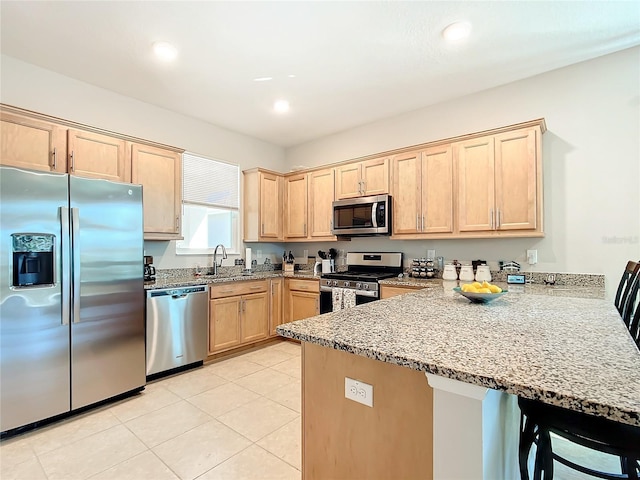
[182,152,239,209]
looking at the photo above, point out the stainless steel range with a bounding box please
[319,252,403,312]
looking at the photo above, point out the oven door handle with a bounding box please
[320,285,333,292]
[371,202,378,228]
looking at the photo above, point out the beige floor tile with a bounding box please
[264,380,301,413]
[125,400,213,447]
[187,382,261,418]
[0,434,38,470]
[161,367,228,399]
[108,384,181,423]
[205,356,266,381]
[217,397,299,442]
[152,420,251,480]
[38,424,147,480]
[241,348,296,367]
[0,456,47,480]
[89,450,178,480]
[199,444,300,480]
[270,356,301,379]
[27,409,121,456]
[270,341,301,357]
[256,417,302,470]
[233,368,298,396]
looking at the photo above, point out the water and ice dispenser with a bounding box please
[11,234,55,287]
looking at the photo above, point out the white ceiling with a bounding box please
[1,1,639,147]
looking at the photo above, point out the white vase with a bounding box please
[459,265,475,282]
[442,264,458,281]
[475,265,492,282]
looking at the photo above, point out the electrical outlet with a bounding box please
[427,249,436,260]
[256,250,262,258]
[527,250,538,265]
[345,377,373,407]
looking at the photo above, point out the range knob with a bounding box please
[356,283,362,289]
[332,280,339,287]
[363,283,369,290]
[344,281,350,288]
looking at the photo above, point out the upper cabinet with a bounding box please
[67,129,129,182]
[243,169,283,242]
[456,126,540,235]
[284,173,308,239]
[308,168,336,240]
[392,145,453,237]
[1,111,67,173]
[131,143,182,240]
[335,158,389,199]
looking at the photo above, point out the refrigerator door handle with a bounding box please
[71,207,81,323]
[60,207,70,326]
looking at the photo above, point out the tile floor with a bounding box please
[0,339,624,480]
[0,340,302,480]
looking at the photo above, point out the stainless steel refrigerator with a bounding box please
[0,166,145,433]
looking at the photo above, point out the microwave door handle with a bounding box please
[371,202,378,228]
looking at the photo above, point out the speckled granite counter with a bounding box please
[277,284,639,426]
[145,271,318,289]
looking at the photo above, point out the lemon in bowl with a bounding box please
[454,281,507,304]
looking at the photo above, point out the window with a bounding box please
[176,153,240,255]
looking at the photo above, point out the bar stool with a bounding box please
[622,272,640,348]
[615,261,640,318]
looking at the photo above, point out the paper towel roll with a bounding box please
[245,248,252,265]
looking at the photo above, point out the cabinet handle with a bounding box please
[422,215,425,231]
[316,299,319,313]
[243,300,246,312]
[51,147,57,170]
[298,286,308,290]
[70,151,75,171]
[490,209,494,229]
[261,223,264,235]
[271,283,274,295]
[304,223,307,236]
[497,210,501,228]
[220,290,234,294]
[361,179,366,194]
[249,286,262,290]
[416,214,420,231]
[175,216,179,231]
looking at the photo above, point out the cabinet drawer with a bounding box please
[287,278,319,293]
[210,280,268,298]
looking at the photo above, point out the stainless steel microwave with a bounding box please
[331,194,391,236]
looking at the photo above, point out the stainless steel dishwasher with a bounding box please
[146,285,209,377]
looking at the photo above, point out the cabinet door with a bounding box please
[392,152,422,235]
[456,136,495,232]
[67,129,129,182]
[241,292,269,343]
[361,158,389,196]
[309,168,335,238]
[380,285,423,299]
[494,129,537,231]
[260,172,283,239]
[131,144,182,238]
[209,296,242,353]
[1,112,67,173]
[269,278,284,336]
[335,163,362,199]
[422,145,453,233]
[284,173,308,238]
[288,291,319,323]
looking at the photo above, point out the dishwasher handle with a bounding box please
[147,285,207,298]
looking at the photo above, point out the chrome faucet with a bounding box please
[212,244,227,275]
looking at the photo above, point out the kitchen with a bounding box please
[1,2,639,479]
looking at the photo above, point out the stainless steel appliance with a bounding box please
[0,166,145,433]
[146,285,208,377]
[331,194,391,236]
[320,252,403,312]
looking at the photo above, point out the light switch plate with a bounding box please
[345,377,373,407]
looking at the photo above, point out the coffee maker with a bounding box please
[144,255,156,282]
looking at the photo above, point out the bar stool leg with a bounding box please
[519,414,536,480]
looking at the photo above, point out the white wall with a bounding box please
[0,54,288,270]
[286,47,640,299]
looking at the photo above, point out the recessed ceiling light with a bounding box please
[442,21,472,43]
[288,74,296,78]
[153,41,178,61]
[273,99,290,113]
[253,77,273,82]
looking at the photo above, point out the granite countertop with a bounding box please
[277,283,640,426]
[145,271,319,289]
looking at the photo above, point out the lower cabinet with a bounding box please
[269,278,284,336]
[209,280,269,354]
[380,284,425,299]
[285,278,320,323]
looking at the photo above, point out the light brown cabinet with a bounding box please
[131,143,182,240]
[380,284,425,299]
[0,111,67,173]
[285,278,319,324]
[456,127,540,235]
[243,169,283,242]
[67,129,129,182]
[269,277,284,336]
[335,158,389,199]
[208,281,269,354]
[392,145,453,237]
[284,173,308,239]
[308,168,336,240]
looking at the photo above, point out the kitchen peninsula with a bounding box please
[277,283,640,480]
